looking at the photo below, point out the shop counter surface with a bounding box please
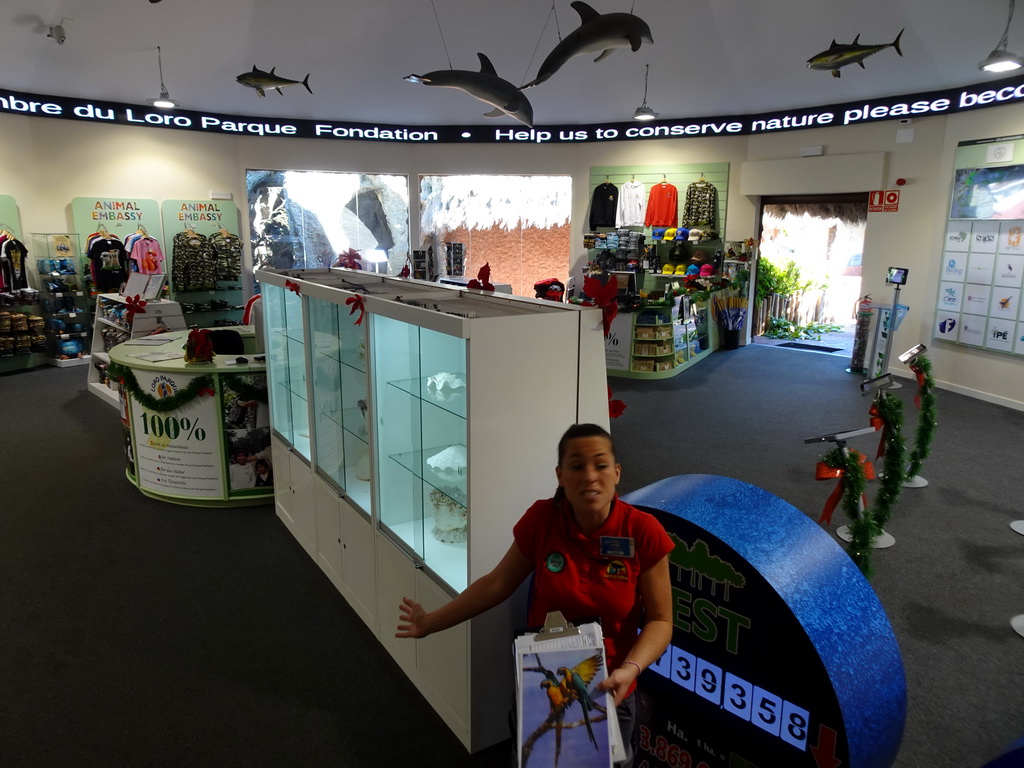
[108,329,275,507]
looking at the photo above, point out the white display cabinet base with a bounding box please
[47,355,91,368]
[836,525,896,549]
[273,438,316,557]
[88,379,120,406]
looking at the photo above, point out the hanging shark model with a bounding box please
[521,1,653,89]
[806,29,904,78]
[405,53,534,127]
[236,66,312,97]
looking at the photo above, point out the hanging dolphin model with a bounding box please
[521,1,653,89]
[236,66,312,97]
[806,29,904,78]
[405,53,534,127]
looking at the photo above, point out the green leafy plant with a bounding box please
[755,258,814,303]
[764,316,842,340]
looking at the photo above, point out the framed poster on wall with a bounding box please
[938,136,1024,357]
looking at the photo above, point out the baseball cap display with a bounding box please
[652,227,667,240]
[663,228,677,240]
[675,227,690,241]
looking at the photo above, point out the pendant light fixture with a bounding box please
[632,64,658,121]
[979,0,1023,72]
[148,46,178,108]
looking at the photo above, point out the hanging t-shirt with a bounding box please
[129,236,165,275]
[1,236,30,290]
[208,230,242,281]
[589,182,619,230]
[87,237,128,292]
[682,179,718,228]
[171,231,216,291]
[615,180,645,227]
[644,181,678,228]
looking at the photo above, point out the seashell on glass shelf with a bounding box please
[426,371,466,403]
[426,444,467,481]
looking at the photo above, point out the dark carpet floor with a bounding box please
[1,346,1022,767]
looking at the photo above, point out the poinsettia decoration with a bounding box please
[399,262,411,278]
[608,386,627,419]
[284,279,301,295]
[184,328,215,363]
[124,294,147,323]
[467,262,494,292]
[334,249,363,269]
[583,274,619,336]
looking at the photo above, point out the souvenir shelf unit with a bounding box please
[87,293,187,407]
[256,267,609,753]
[0,201,46,373]
[32,233,91,368]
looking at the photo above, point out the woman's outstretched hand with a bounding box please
[396,596,428,638]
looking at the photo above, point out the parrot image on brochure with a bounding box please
[557,655,603,750]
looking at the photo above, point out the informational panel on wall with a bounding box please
[127,370,225,499]
[0,194,20,238]
[623,475,906,768]
[939,136,1024,356]
[70,196,160,243]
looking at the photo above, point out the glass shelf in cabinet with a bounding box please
[387,376,467,419]
[387,447,467,508]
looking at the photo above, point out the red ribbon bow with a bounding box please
[815,452,876,526]
[910,364,927,410]
[198,387,216,397]
[868,402,887,459]
[285,280,301,295]
[124,294,147,323]
[467,262,495,292]
[346,294,366,325]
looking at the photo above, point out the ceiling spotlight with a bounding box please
[633,64,659,121]
[980,0,1024,72]
[147,46,178,108]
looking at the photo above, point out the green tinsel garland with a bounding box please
[822,447,878,577]
[905,354,937,480]
[873,391,906,530]
[108,362,215,413]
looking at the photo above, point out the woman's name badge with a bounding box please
[600,536,635,558]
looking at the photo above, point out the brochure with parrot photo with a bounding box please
[514,617,618,768]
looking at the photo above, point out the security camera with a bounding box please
[860,373,895,395]
[803,426,877,444]
[47,24,66,45]
[898,343,927,365]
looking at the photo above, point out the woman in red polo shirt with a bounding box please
[397,423,674,766]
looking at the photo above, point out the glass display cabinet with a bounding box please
[263,281,310,460]
[308,294,371,514]
[373,315,468,591]
[255,266,610,753]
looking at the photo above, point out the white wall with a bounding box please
[1,105,1022,408]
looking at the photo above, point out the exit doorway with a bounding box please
[755,193,868,352]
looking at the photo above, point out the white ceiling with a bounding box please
[2,0,1021,127]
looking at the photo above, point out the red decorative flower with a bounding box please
[583,274,620,336]
[345,294,366,325]
[334,249,363,270]
[124,294,147,323]
[467,262,494,292]
[184,328,215,363]
[608,386,627,419]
